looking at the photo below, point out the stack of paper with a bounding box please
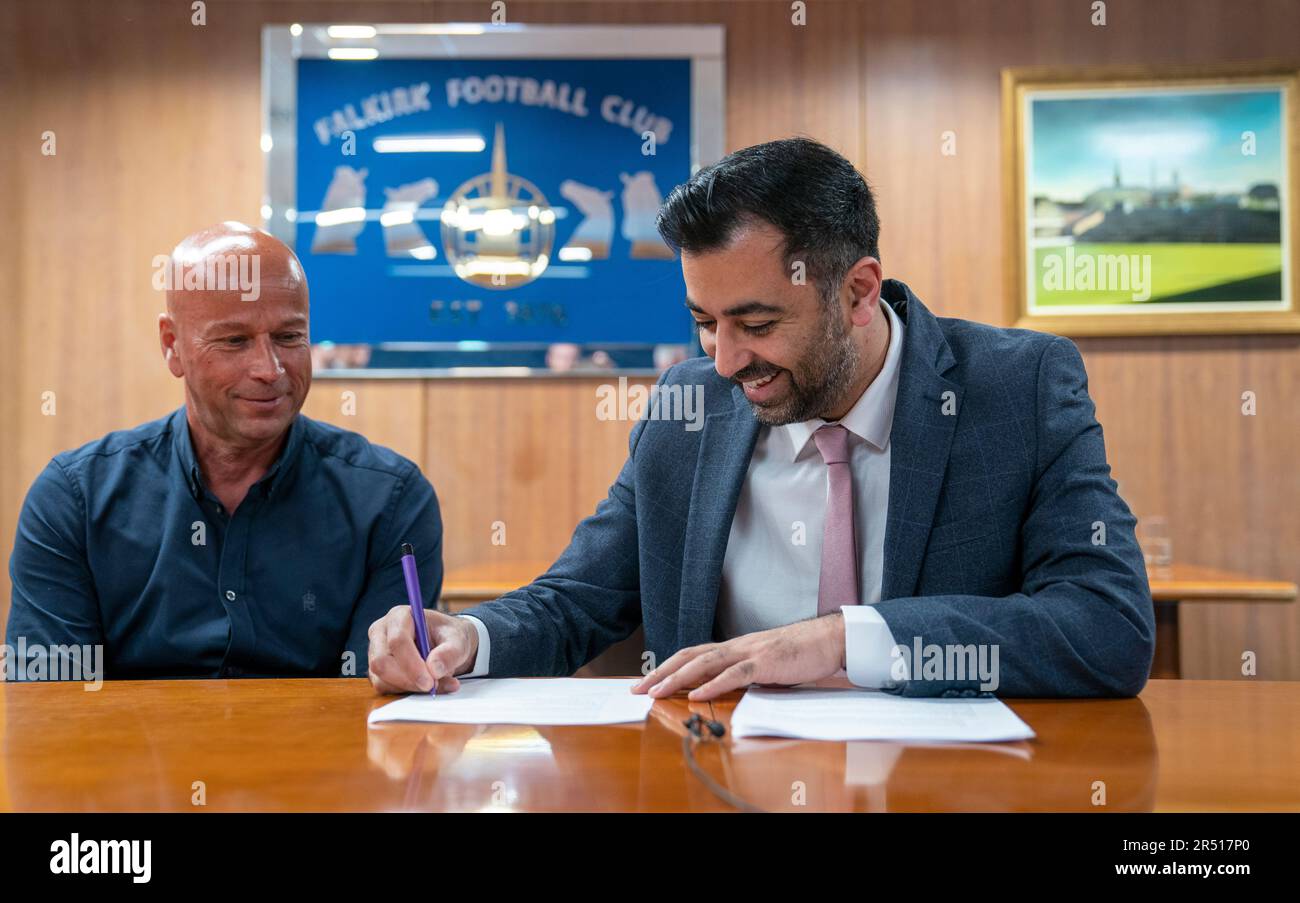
[729,687,1036,742]
[367,678,654,726]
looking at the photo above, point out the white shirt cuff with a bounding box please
[459,615,490,678]
[842,605,904,689]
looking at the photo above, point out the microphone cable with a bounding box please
[681,702,766,813]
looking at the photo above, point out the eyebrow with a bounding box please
[204,316,307,334]
[684,297,785,318]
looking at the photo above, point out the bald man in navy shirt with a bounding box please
[6,223,441,681]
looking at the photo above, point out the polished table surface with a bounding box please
[2,678,1296,812]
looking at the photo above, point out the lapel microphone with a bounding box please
[684,712,726,739]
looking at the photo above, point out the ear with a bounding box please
[159,313,185,378]
[845,256,883,329]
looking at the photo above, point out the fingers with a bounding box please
[632,645,707,695]
[646,646,738,699]
[368,672,406,696]
[368,607,478,695]
[369,671,460,697]
[687,660,758,701]
[426,612,474,679]
[369,662,460,697]
[367,605,435,694]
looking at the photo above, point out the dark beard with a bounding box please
[746,307,862,426]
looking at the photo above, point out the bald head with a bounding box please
[164,221,307,316]
[159,222,312,451]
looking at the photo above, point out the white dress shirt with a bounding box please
[715,299,904,688]
[463,300,905,685]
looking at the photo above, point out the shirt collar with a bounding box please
[171,406,306,500]
[780,298,905,462]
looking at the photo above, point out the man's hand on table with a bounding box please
[632,613,846,701]
[367,606,478,695]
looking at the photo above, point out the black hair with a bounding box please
[656,136,880,301]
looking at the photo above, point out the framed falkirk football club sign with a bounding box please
[262,23,725,374]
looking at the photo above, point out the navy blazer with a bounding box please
[463,280,1155,697]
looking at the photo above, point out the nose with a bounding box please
[247,334,284,383]
[709,322,753,382]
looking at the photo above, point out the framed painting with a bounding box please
[1002,63,1300,336]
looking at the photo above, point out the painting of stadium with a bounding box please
[1002,65,1300,336]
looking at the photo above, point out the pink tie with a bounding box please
[813,424,859,615]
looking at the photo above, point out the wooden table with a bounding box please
[2,678,1296,812]
[1148,564,1297,679]
[438,560,556,610]
[443,561,1299,680]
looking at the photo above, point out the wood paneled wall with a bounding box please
[2,0,1296,679]
[298,377,651,576]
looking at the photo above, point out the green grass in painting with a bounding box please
[1032,243,1283,307]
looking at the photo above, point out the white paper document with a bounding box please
[367,678,654,727]
[729,687,1036,742]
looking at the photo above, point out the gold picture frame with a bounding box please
[1002,62,1300,336]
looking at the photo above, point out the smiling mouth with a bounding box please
[740,373,778,391]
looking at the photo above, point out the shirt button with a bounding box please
[225,590,236,601]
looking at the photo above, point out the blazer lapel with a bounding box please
[676,386,760,649]
[880,282,962,601]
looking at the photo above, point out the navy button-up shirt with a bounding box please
[6,407,442,680]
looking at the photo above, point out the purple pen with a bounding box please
[400,542,435,694]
